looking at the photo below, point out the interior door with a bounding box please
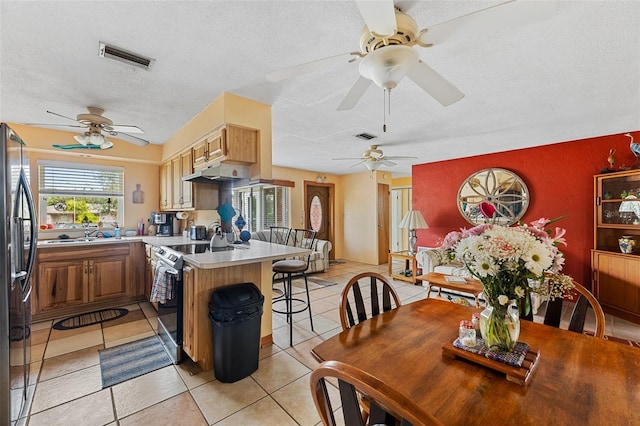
[377,183,390,264]
[305,183,333,259]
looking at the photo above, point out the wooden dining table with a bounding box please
[311,298,640,425]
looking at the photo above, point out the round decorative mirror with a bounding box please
[457,168,529,226]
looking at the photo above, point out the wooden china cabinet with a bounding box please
[592,169,640,324]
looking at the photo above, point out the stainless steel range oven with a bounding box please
[152,246,184,364]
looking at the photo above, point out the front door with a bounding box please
[305,182,334,259]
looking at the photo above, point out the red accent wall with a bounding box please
[412,131,639,287]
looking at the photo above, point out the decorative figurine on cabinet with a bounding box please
[626,133,640,168]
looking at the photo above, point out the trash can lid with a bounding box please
[210,282,264,310]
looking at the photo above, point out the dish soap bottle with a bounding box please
[114,223,121,239]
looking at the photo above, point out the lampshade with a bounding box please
[359,45,419,90]
[74,134,89,145]
[399,210,428,230]
[364,158,382,171]
[100,140,114,149]
[89,132,105,145]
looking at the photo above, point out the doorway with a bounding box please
[304,182,334,259]
[377,183,390,264]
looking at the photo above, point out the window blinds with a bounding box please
[38,162,124,196]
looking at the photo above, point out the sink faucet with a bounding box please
[84,222,90,239]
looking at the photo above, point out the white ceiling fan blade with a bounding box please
[384,155,418,160]
[381,159,397,167]
[356,0,397,37]
[109,131,149,147]
[337,76,373,111]
[332,157,366,160]
[419,0,556,46]
[46,110,81,123]
[105,124,144,134]
[24,123,87,131]
[406,61,464,106]
[347,159,367,168]
[265,52,361,82]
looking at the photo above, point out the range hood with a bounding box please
[183,163,250,184]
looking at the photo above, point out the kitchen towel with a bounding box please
[150,263,174,304]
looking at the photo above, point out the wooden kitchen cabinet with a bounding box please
[33,243,138,320]
[192,131,224,168]
[87,255,130,302]
[182,266,195,359]
[36,259,86,313]
[592,169,640,323]
[224,125,257,164]
[191,125,257,170]
[160,161,172,210]
[161,150,216,212]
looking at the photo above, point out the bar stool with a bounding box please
[269,227,291,299]
[272,228,316,346]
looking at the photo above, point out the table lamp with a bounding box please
[399,210,428,255]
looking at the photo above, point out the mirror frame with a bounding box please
[457,168,530,226]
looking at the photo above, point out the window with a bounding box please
[232,185,289,232]
[38,161,124,227]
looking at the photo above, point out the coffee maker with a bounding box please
[151,212,173,237]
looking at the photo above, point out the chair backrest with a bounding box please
[542,280,606,338]
[290,228,317,266]
[269,227,291,245]
[339,272,401,330]
[310,360,442,426]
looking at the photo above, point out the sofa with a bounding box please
[416,247,543,314]
[250,230,332,273]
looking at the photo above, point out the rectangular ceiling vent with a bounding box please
[354,132,377,141]
[99,42,154,71]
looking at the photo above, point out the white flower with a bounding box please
[515,286,525,298]
[498,295,509,305]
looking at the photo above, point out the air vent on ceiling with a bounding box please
[99,42,154,70]
[355,132,377,141]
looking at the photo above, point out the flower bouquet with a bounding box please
[441,217,573,351]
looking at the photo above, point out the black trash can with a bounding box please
[209,283,264,383]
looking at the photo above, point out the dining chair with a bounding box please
[542,280,606,338]
[339,272,402,330]
[310,360,443,426]
[271,228,316,346]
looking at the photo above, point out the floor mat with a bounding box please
[98,335,172,388]
[52,308,128,330]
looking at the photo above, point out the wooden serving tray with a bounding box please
[442,341,541,386]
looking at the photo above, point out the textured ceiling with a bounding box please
[1,1,638,176]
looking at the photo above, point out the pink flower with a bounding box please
[551,227,567,246]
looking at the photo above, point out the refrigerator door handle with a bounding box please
[12,169,38,290]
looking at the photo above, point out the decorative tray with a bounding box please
[442,338,540,386]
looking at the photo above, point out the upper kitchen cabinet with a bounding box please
[192,125,258,170]
[160,151,217,212]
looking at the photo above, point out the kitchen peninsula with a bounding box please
[36,235,308,372]
[142,236,309,371]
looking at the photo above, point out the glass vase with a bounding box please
[479,299,520,351]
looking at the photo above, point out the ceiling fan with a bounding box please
[266,0,553,111]
[28,106,150,148]
[334,145,417,171]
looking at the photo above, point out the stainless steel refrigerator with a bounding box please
[1,123,37,424]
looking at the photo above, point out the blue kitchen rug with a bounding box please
[98,335,172,388]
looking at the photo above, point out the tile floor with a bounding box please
[15,260,640,425]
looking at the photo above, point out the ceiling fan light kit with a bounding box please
[359,45,419,90]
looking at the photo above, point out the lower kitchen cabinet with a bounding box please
[36,259,87,312]
[33,242,139,319]
[87,255,130,302]
[182,266,195,359]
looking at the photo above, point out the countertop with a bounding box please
[37,235,310,269]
